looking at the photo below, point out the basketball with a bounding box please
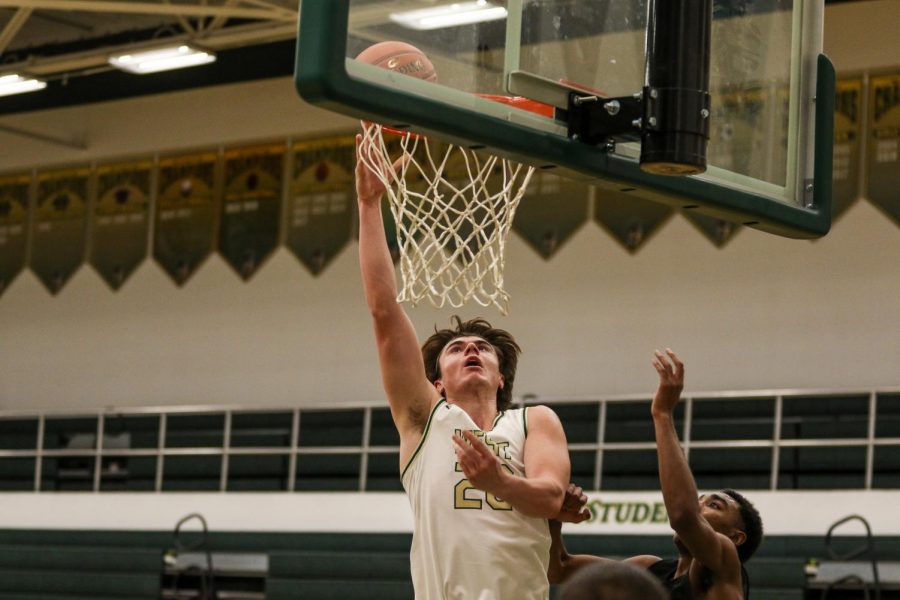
[355,41,438,83]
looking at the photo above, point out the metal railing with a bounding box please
[0,386,897,493]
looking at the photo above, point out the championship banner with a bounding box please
[866,73,900,226]
[683,212,741,248]
[513,173,589,259]
[0,173,30,296]
[91,160,151,290]
[31,167,89,295]
[220,144,284,280]
[594,190,674,253]
[832,78,863,220]
[288,136,355,275]
[154,152,218,286]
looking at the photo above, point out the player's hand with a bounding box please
[651,348,684,417]
[355,128,407,207]
[555,483,591,523]
[452,430,510,497]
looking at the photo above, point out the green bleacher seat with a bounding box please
[269,550,410,580]
[0,568,159,597]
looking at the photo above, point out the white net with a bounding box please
[359,123,535,315]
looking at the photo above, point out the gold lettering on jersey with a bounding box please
[454,479,483,509]
[453,429,515,511]
[453,429,512,461]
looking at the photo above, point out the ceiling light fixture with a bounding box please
[390,1,508,31]
[109,45,216,75]
[0,74,47,98]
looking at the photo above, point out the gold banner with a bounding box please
[866,73,900,226]
[832,78,863,220]
[91,160,152,290]
[220,143,284,280]
[31,167,90,294]
[0,173,31,296]
[288,136,355,275]
[154,152,218,286]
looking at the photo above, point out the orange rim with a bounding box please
[372,94,555,139]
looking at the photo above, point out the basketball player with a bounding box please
[355,133,570,599]
[548,350,763,600]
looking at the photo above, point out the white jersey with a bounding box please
[401,399,551,600]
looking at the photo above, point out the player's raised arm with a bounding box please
[651,350,740,575]
[356,134,438,437]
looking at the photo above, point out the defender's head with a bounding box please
[690,489,763,563]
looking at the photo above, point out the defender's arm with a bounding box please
[652,350,741,574]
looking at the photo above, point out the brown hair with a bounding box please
[421,316,521,411]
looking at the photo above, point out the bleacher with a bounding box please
[0,389,898,597]
[0,528,898,599]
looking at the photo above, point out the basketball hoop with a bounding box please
[358,95,553,315]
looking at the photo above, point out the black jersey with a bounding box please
[647,558,750,599]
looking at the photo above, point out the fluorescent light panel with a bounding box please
[109,45,215,74]
[0,74,47,97]
[390,1,508,31]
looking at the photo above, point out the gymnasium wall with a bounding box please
[0,0,898,413]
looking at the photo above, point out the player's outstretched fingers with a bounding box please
[665,348,684,379]
[652,351,667,375]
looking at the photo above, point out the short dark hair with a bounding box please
[723,488,763,562]
[421,316,521,411]
[559,562,667,600]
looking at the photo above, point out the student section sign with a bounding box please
[2,491,900,537]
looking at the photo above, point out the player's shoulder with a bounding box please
[698,533,745,589]
[524,404,562,422]
[626,555,664,569]
[522,404,564,434]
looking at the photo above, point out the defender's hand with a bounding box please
[452,430,509,497]
[555,483,591,523]
[651,348,684,417]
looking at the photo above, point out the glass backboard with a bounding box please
[295,0,833,238]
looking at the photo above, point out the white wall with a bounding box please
[1,1,899,413]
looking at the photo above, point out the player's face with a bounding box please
[698,492,743,537]
[437,336,503,393]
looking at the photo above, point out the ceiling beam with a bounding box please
[0,6,32,56]
[2,20,297,77]
[0,1,295,22]
[205,0,240,33]
[162,0,197,35]
[0,123,86,150]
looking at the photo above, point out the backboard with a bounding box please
[295,0,834,239]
